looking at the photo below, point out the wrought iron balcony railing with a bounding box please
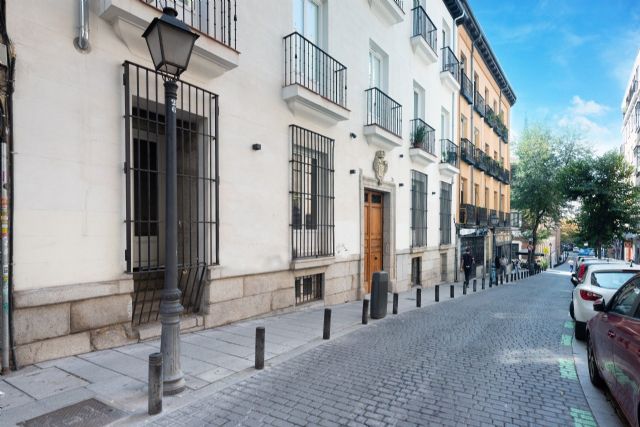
[144,0,237,49]
[441,47,459,81]
[459,203,476,225]
[411,118,435,154]
[460,138,475,165]
[460,72,473,104]
[393,0,404,11]
[412,6,437,53]
[485,106,497,128]
[476,149,488,172]
[474,91,485,117]
[284,32,348,108]
[498,211,511,227]
[440,139,459,168]
[366,87,403,137]
[476,206,487,225]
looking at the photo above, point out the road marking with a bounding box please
[564,320,574,329]
[561,334,572,346]
[559,359,578,380]
[570,407,596,427]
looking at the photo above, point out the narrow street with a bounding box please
[150,269,596,427]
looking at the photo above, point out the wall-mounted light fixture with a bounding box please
[399,183,404,187]
[399,154,404,158]
[252,143,262,151]
[349,169,356,174]
[349,132,357,139]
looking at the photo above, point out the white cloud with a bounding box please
[568,96,609,117]
[556,97,619,155]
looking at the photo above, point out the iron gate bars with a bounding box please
[440,182,452,245]
[123,61,219,325]
[143,0,237,50]
[290,125,335,259]
[441,46,459,81]
[283,32,348,108]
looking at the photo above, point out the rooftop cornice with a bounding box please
[448,0,517,106]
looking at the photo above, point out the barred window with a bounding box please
[411,170,428,247]
[295,274,324,304]
[411,257,422,285]
[440,181,452,245]
[123,61,219,324]
[290,125,334,259]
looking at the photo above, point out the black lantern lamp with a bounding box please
[142,7,198,396]
[142,7,199,79]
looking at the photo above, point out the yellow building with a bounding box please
[452,0,516,275]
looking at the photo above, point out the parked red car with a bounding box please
[587,276,640,427]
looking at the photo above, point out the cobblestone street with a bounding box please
[150,269,596,427]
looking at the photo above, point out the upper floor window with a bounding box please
[460,114,467,139]
[413,82,425,120]
[368,42,388,90]
[294,0,321,45]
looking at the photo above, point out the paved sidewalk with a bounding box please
[0,275,512,426]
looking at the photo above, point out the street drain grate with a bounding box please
[20,398,126,427]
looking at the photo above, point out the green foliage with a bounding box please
[511,124,591,263]
[562,151,640,249]
[411,125,426,147]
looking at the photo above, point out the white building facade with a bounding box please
[620,50,640,262]
[3,0,468,367]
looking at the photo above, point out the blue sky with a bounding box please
[469,0,640,153]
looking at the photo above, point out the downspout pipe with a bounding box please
[74,0,90,52]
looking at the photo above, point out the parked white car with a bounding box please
[572,263,640,340]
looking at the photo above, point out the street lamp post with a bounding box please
[142,7,199,396]
[490,213,499,285]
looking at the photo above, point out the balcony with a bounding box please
[460,138,475,165]
[475,149,488,172]
[410,6,437,65]
[459,204,476,225]
[440,47,460,92]
[498,211,511,227]
[98,0,239,79]
[485,106,498,129]
[439,139,459,178]
[460,72,473,105]
[476,207,488,225]
[409,118,437,166]
[282,32,349,124]
[474,91,485,117]
[371,0,405,25]
[364,88,403,150]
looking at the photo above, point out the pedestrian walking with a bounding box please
[460,247,474,287]
[500,255,507,277]
[568,258,574,272]
[514,258,520,276]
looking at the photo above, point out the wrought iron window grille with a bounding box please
[123,61,219,325]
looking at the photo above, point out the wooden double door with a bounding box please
[364,190,384,293]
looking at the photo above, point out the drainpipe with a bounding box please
[357,168,363,301]
[74,0,90,52]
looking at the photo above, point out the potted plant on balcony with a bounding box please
[411,124,427,149]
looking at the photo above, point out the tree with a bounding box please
[511,125,580,269]
[560,219,579,244]
[562,151,640,257]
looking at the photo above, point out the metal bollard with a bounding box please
[506,274,509,283]
[450,285,454,298]
[392,293,399,315]
[463,283,467,295]
[416,288,421,308]
[489,277,493,288]
[362,299,369,325]
[473,279,477,292]
[482,277,485,290]
[148,352,163,415]
[500,274,504,285]
[323,308,331,340]
[435,285,440,302]
[255,327,265,370]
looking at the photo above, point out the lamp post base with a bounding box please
[160,298,185,396]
